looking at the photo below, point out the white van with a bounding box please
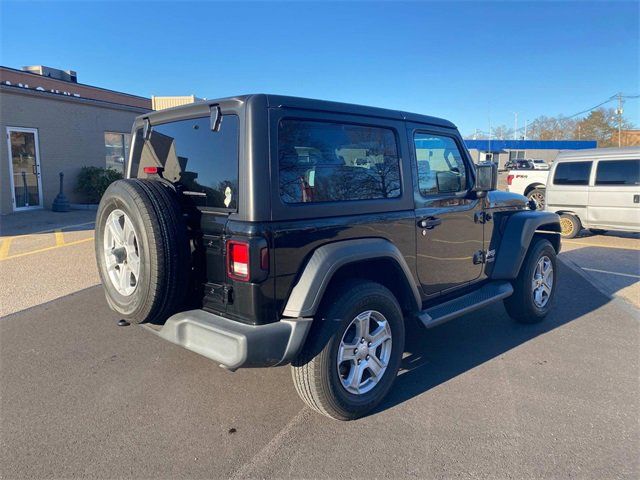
[545,147,640,238]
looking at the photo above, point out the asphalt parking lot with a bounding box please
[1,211,639,479]
[0,210,99,317]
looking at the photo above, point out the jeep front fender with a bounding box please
[491,211,561,280]
[282,238,421,318]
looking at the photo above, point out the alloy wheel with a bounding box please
[103,209,140,296]
[532,255,553,308]
[336,310,393,395]
[528,191,545,210]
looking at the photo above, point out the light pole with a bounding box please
[616,92,624,147]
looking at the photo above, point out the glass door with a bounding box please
[7,127,43,210]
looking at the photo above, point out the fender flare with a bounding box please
[491,210,561,280]
[282,238,421,318]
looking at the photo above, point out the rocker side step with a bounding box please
[418,281,513,329]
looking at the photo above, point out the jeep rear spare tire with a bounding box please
[95,179,190,324]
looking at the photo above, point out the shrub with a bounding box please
[75,166,123,204]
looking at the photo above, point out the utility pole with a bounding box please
[616,92,624,147]
[488,114,492,160]
[513,112,518,140]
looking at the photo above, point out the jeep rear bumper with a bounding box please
[149,310,313,370]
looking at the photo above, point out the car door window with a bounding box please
[414,133,467,196]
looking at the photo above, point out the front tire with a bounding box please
[291,281,405,420]
[559,213,581,238]
[504,238,557,324]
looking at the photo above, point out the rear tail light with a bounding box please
[143,166,159,174]
[227,240,250,281]
[507,174,514,185]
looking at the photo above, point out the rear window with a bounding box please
[129,115,239,210]
[553,161,592,185]
[278,119,401,203]
[595,159,640,186]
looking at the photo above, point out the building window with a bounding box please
[509,150,525,161]
[105,132,131,172]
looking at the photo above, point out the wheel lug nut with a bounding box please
[360,337,365,343]
[366,355,370,360]
[354,348,358,354]
[357,359,361,365]
[367,342,371,347]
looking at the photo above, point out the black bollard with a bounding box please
[52,172,70,212]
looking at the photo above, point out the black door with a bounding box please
[409,127,484,296]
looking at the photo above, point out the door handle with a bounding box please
[634,194,639,204]
[418,217,442,229]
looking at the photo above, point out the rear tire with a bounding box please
[95,179,190,324]
[559,213,581,238]
[504,238,557,324]
[291,281,405,420]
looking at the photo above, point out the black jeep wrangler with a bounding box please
[95,95,561,420]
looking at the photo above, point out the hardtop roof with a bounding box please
[555,146,640,161]
[136,93,457,129]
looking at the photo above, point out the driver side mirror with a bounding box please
[474,161,498,193]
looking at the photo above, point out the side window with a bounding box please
[414,133,467,196]
[553,161,592,186]
[278,120,401,203]
[130,115,239,210]
[595,160,640,186]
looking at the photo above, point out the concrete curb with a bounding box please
[70,204,98,211]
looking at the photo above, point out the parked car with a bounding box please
[507,168,550,209]
[545,147,640,238]
[531,159,550,170]
[512,159,534,169]
[95,94,561,420]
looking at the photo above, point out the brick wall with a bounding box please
[0,87,148,214]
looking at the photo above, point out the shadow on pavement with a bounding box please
[0,209,96,237]
[376,261,614,415]
[574,229,640,240]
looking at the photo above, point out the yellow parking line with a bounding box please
[54,229,65,246]
[0,237,13,259]
[0,237,94,261]
[0,221,95,241]
[563,240,636,251]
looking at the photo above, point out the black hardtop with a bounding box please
[134,93,457,129]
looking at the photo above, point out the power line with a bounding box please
[473,92,639,137]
